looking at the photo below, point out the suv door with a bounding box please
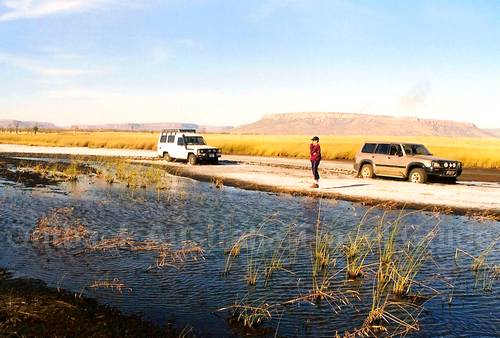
[173,135,187,159]
[164,134,175,157]
[373,144,391,175]
[386,144,405,177]
[375,143,405,177]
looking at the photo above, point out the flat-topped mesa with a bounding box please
[235,112,489,137]
[263,112,476,126]
[263,112,389,121]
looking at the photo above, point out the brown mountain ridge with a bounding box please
[232,113,495,137]
[1,113,497,137]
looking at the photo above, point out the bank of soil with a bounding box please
[0,269,177,337]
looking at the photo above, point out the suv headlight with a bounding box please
[431,161,441,168]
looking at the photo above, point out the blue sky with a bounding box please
[0,0,499,128]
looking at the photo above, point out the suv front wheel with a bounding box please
[408,168,427,184]
[188,153,198,165]
[360,163,374,179]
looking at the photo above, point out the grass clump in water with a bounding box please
[30,207,93,247]
[216,298,273,328]
[391,226,438,296]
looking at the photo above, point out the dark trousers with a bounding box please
[311,160,320,180]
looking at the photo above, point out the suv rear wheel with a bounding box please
[409,168,427,184]
[360,163,374,179]
[188,153,198,165]
[163,152,172,162]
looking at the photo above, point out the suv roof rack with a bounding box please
[161,128,197,134]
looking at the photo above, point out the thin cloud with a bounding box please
[0,52,101,77]
[174,38,197,48]
[0,0,124,22]
[43,88,119,99]
[151,44,172,64]
[398,81,432,110]
[249,0,306,20]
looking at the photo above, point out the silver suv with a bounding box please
[354,142,462,183]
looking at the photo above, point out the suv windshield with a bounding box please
[184,136,206,145]
[403,144,432,156]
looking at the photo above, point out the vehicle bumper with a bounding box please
[196,153,222,160]
[353,163,360,172]
[426,167,462,177]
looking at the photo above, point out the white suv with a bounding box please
[156,129,222,165]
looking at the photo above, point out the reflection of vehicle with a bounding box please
[156,129,222,165]
[354,142,462,183]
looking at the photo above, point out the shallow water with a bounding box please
[0,159,498,337]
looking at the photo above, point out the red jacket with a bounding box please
[310,143,321,161]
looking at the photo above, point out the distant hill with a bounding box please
[70,122,232,133]
[483,129,500,138]
[2,115,497,137]
[0,120,231,133]
[232,112,494,137]
[0,119,59,130]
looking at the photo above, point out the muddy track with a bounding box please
[1,144,499,217]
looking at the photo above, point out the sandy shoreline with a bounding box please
[1,144,499,216]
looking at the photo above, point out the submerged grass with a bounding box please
[391,226,438,296]
[455,236,499,272]
[264,225,295,285]
[343,222,371,279]
[455,236,499,291]
[19,159,91,182]
[89,278,132,294]
[30,207,93,247]
[216,298,273,328]
[362,236,423,335]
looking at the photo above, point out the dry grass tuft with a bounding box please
[153,242,205,270]
[2,131,500,168]
[89,278,132,294]
[455,236,499,272]
[465,210,500,223]
[86,235,138,252]
[30,207,92,246]
[391,226,438,296]
[216,299,273,328]
[455,236,499,291]
[212,177,224,189]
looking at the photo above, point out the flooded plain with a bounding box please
[0,156,498,337]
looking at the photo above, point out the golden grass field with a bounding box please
[1,131,499,169]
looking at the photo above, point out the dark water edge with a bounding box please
[0,157,498,337]
[0,268,183,337]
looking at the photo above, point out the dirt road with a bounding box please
[1,144,499,215]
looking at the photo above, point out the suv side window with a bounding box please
[177,137,185,146]
[160,135,167,143]
[375,144,390,154]
[361,143,376,153]
[167,135,175,143]
[390,144,402,156]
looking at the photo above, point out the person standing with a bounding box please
[310,136,321,188]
